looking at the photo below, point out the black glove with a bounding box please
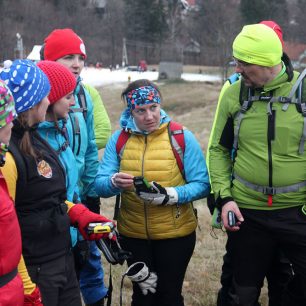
[137,182,178,205]
[83,196,101,214]
[207,193,216,215]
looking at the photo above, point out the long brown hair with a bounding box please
[46,104,61,131]
[17,113,41,160]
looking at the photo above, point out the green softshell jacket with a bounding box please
[83,83,111,150]
[209,70,306,210]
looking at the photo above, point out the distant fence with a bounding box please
[125,39,222,66]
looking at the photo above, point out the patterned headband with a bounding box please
[126,85,161,110]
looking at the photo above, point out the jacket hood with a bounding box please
[38,119,66,131]
[119,108,171,134]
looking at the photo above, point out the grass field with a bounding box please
[96,79,269,306]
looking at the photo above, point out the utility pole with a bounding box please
[15,33,24,59]
[122,37,128,67]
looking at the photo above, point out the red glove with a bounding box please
[24,286,43,306]
[68,204,115,240]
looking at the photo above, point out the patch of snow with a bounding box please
[80,68,221,87]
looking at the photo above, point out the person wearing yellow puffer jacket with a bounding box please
[95,79,210,306]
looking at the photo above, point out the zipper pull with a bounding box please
[175,204,181,218]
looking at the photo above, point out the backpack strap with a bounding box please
[113,130,131,221]
[234,172,306,195]
[116,123,186,176]
[168,121,185,179]
[73,84,88,120]
[116,130,131,159]
[233,82,254,153]
[68,84,88,154]
[279,69,306,154]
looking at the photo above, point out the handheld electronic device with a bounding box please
[133,176,154,193]
[87,222,115,234]
[228,211,237,227]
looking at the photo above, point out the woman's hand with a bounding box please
[111,172,134,190]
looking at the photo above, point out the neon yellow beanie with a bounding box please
[233,24,282,67]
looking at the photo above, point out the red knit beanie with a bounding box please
[43,28,87,61]
[37,61,76,104]
[260,20,284,47]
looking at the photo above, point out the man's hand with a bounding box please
[221,201,244,231]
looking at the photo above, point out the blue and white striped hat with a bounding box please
[0,59,50,114]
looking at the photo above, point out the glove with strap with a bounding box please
[138,181,178,205]
[68,204,115,240]
[125,262,158,295]
[23,286,43,306]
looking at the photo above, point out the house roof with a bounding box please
[284,41,306,61]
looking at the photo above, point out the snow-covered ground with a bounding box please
[80,67,221,87]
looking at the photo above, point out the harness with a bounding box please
[232,68,306,205]
[116,121,186,176]
[69,84,88,155]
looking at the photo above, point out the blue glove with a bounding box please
[138,181,178,205]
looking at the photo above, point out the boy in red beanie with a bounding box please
[42,29,110,306]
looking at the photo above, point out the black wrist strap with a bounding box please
[215,196,234,210]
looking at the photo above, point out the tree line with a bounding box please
[0,0,305,67]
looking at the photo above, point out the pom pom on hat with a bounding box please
[43,28,87,61]
[0,59,50,114]
[37,61,76,104]
[0,80,17,128]
[233,24,282,67]
[260,20,284,47]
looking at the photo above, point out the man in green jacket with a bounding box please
[209,23,306,305]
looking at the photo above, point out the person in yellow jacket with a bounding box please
[95,79,210,306]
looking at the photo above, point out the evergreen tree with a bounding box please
[240,0,289,33]
[123,0,167,43]
[293,0,306,42]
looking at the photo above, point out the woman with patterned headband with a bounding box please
[95,79,210,306]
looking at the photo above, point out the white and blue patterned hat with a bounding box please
[0,59,50,114]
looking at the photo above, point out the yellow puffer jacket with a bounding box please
[118,123,197,239]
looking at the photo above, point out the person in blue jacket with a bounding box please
[37,60,81,250]
[41,30,108,306]
[95,79,210,306]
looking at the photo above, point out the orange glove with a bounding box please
[68,204,115,240]
[24,286,43,306]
